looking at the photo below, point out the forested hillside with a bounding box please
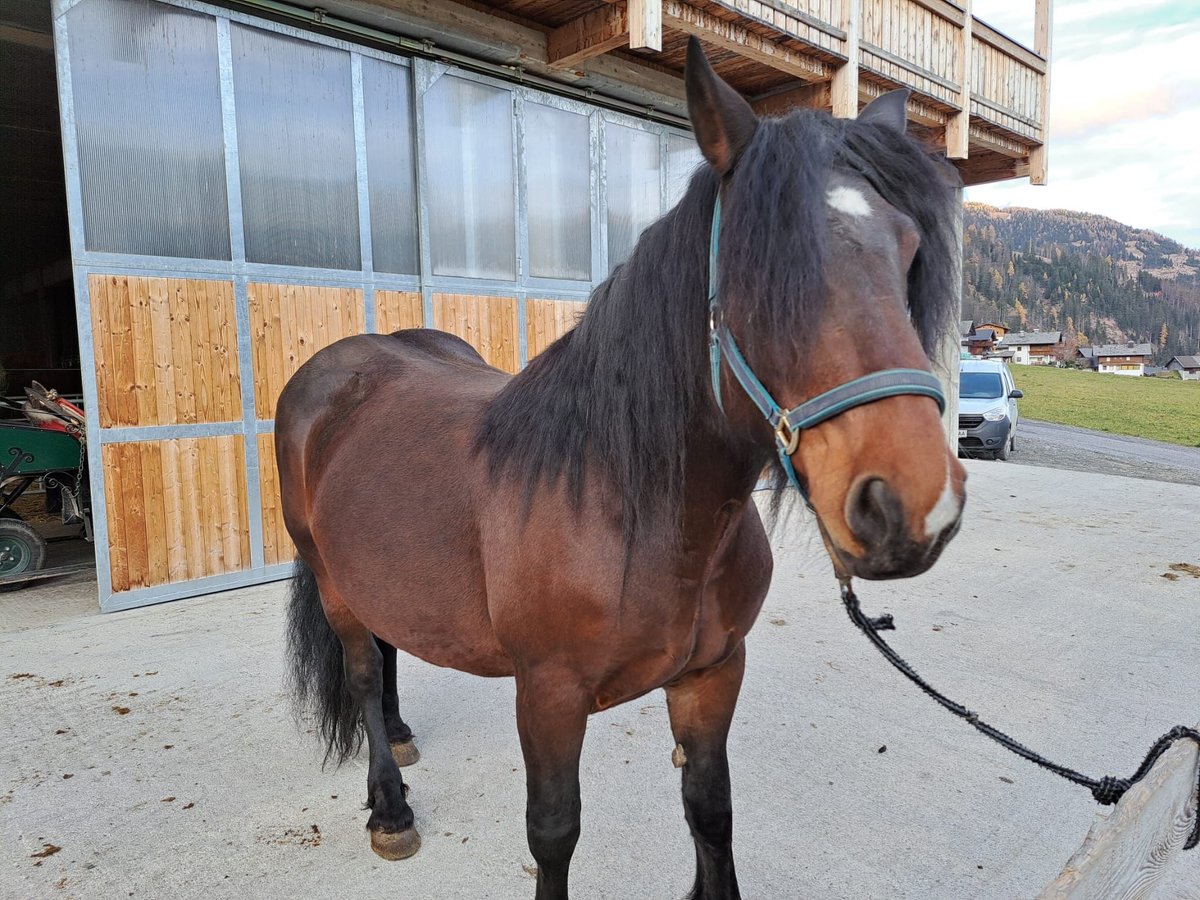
[962,204,1200,363]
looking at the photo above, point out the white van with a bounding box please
[958,358,1022,460]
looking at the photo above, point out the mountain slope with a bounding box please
[962,204,1200,363]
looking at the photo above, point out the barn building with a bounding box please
[2,0,1053,609]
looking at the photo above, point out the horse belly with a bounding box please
[307,388,512,677]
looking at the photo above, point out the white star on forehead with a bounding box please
[827,185,872,218]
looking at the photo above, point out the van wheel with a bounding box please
[1009,434,1016,452]
[995,440,1010,461]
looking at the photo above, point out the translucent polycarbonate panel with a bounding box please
[666,132,704,210]
[67,0,230,259]
[231,25,359,269]
[524,102,591,281]
[605,123,660,269]
[424,75,515,280]
[362,58,418,275]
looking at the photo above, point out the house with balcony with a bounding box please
[1000,330,1061,365]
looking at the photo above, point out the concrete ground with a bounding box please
[1010,419,1200,488]
[2,460,1198,899]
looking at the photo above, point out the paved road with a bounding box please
[1003,419,1200,487]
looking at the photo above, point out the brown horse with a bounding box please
[280,39,966,900]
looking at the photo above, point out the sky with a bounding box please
[966,0,1200,249]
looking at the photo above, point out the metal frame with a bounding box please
[51,0,697,612]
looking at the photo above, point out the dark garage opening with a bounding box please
[1,0,94,584]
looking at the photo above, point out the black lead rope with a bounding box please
[839,579,1200,849]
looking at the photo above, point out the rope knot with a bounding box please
[1091,776,1129,806]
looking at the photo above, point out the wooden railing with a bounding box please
[716,0,1047,150]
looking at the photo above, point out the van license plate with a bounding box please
[957,429,968,438]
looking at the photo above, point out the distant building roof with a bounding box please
[977,322,1008,331]
[1092,342,1154,358]
[1077,347,1094,359]
[960,319,975,337]
[1001,331,1062,347]
[988,350,1015,359]
[1167,355,1200,369]
[972,328,996,341]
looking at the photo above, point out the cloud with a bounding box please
[965,1,1200,249]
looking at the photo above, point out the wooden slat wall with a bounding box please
[375,290,424,334]
[859,0,961,107]
[102,436,250,592]
[526,298,585,359]
[972,34,1042,139]
[432,294,520,373]
[257,433,294,567]
[249,283,366,419]
[89,274,240,428]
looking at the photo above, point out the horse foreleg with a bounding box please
[515,670,589,900]
[665,643,746,900]
[376,635,420,767]
[332,616,419,860]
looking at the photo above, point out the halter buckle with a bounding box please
[774,417,800,455]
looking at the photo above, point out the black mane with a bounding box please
[475,107,960,543]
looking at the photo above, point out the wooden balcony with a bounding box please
[315,0,1052,185]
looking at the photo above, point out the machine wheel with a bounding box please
[0,518,47,591]
[995,440,1010,461]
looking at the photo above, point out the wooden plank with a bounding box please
[1040,730,1199,900]
[629,0,662,51]
[258,433,295,567]
[752,80,831,115]
[88,275,118,429]
[1029,0,1052,184]
[139,441,169,587]
[101,443,129,594]
[526,298,585,359]
[433,294,520,373]
[550,1,629,67]
[129,275,156,427]
[661,0,832,82]
[374,290,424,334]
[831,0,860,116]
[177,438,204,581]
[159,439,188,583]
[121,440,149,589]
[945,0,970,158]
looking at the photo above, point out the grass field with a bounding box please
[1008,365,1200,447]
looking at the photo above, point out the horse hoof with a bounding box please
[390,740,420,767]
[371,827,421,860]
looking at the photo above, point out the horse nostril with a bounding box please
[847,477,904,551]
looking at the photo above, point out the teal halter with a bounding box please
[706,195,947,500]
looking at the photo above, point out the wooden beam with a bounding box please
[1029,0,1053,184]
[752,82,831,116]
[1040,728,1198,899]
[334,0,687,111]
[661,0,831,82]
[629,0,662,52]
[548,3,630,69]
[953,152,1029,186]
[945,0,971,159]
[0,23,54,51]
[830,0,859,117]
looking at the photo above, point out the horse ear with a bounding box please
[857,88,910,132]
[685,36,758,175]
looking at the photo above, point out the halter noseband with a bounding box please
[706,195,946,500]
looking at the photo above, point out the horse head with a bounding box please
[687,38,966,580]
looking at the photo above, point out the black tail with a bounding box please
[285,558,363,765]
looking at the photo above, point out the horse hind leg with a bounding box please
[307,578,419,860]
[377,636,420,766]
